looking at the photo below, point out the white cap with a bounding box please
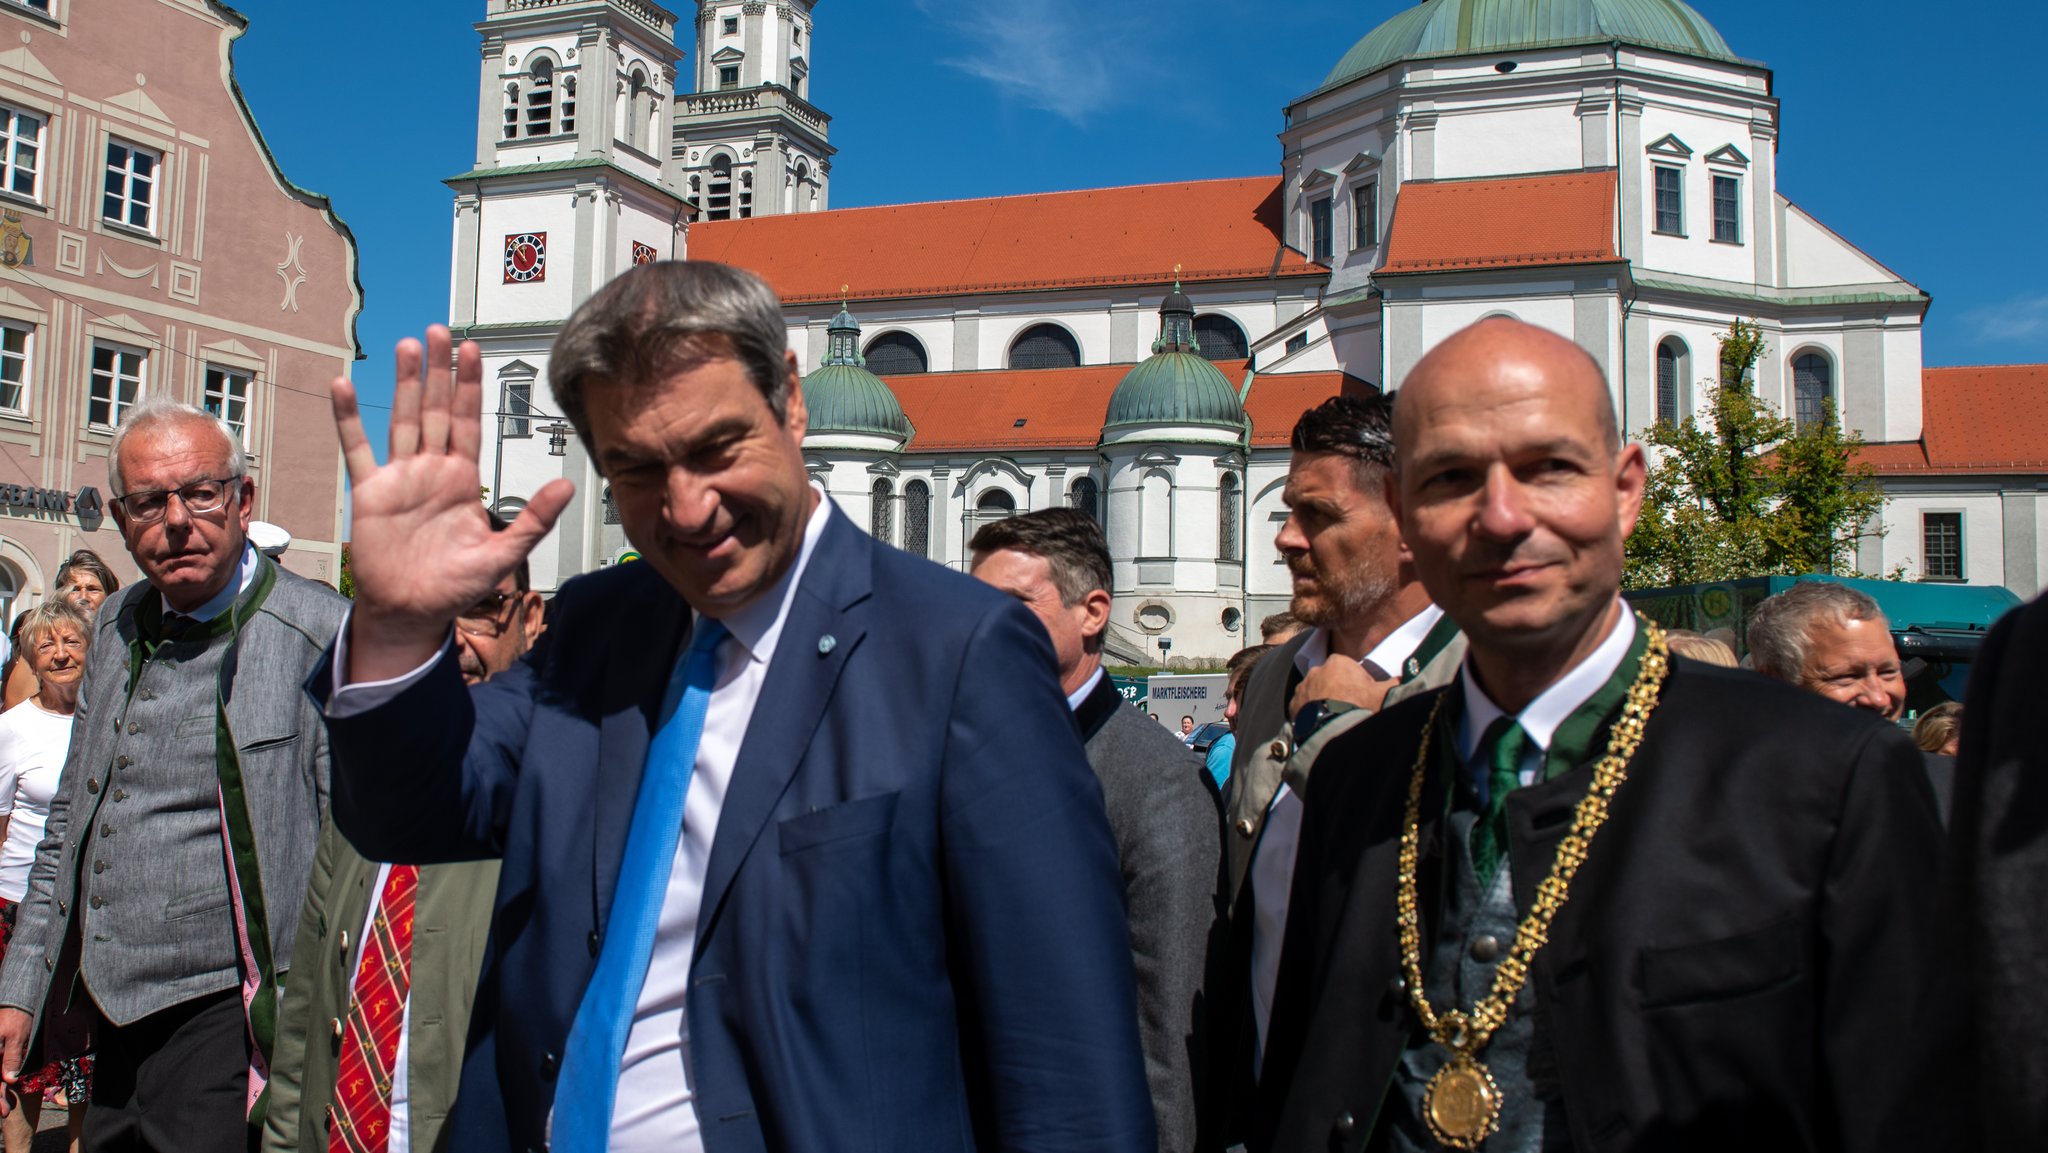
[248,520,292,558]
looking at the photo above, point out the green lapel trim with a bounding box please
[1538,611,1651,782]
[119,556,283,1122]
[1401,612,1462,683]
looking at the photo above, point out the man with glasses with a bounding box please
[0,399,347,1151]
[264,521,538,1153]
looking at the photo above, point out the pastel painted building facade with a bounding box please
[0,0,362,617]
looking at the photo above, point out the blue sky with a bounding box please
[225,0,2048,451]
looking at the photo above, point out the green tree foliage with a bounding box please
[338,543,356,599]
[1625,319,1887,588]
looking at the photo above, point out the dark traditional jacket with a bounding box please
[1260,657,1960,1153]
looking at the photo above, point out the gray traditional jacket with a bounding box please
[0,554,346,1043]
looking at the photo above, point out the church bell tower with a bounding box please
[673,1,834,219]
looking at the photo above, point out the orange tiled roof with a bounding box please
[1862,365,2048,475]
[881,360,1363,452]
[1244,371,1379,446]
[1380,170,1619,274]
[691,178,1322,305]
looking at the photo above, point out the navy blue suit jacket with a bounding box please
[317,508,1154,1152]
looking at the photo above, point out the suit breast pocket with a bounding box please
[778,791,900,855]
[1636,915,1805,1010]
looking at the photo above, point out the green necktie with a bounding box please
[1471,717,1529,888]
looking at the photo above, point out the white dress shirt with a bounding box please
[1065,666,1105,713]
[1248,603,1444,1073]
[1454,602,1635,786]
[329,490,834,1152]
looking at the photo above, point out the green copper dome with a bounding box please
[1322,0,1738,91]
[1104,288,1245,433]
[801,306,913,443]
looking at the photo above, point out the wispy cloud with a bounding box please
[911,0,1161,126]
[1964,293,2048,344]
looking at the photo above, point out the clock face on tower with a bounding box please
[503,232,547,283]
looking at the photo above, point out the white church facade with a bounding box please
[457,0,2048,663]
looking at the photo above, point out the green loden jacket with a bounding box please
[261,815,500,1153]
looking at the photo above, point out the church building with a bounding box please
[460,0,2048,662]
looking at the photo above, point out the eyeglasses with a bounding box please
[456,590,519,636]
[112,477,241,524]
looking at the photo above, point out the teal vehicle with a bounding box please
[1624,575,2022,715]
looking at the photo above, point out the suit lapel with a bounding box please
[591,568,691,933]
[692,510,870,962]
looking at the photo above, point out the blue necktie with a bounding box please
[552,616,728,1150]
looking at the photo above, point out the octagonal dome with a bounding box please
[1323,0,1738,91]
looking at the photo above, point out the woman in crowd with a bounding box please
[1,552,117,712]
[0,601,92,1152]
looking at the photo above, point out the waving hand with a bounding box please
[333,326,575,682]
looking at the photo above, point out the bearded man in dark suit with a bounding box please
[1257,318,1960,1152]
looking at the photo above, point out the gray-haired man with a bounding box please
[0,400,346,1150]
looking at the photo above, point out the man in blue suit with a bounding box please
[317,261,1154,1152]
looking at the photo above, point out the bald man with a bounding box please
[1256,319,1961,1152]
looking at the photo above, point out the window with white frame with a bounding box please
[102,140,158,232]
[0,106,42,201]
[870,478,894,544]
[1352,182,1378,249]
[1653,165,1683,235]
[718,64,740,90]
[561,76,577,135]
[1310,196,1334,263]
[88,342,144,427]
[0,322,28,412]
[1218,472,1242,562]
[1923,512,1963,581]
[203,365,251,439]
[1792,352,1832,431]
[902,480,931,558]
[1712,174,1741,243]
[502,83,520,140]
[502,376,533,438]
[1656,338,1684,425]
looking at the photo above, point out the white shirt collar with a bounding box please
[703,485,832,666]
[1457,602,1635,760]
[175,543,261,623]
[1291,603,1445,681]
[1065,665,1106,713]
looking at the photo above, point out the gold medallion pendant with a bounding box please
[1421,1055,1502,1150]
[1394,618,1671,1152]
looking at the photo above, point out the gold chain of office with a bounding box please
[1396,616,1670,1150]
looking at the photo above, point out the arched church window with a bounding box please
[1068,476,1099,523]
[707,154,733,220]
[625,70,649,151]
[1218,472,1242,561]
[1140,472,1172,557]
[739,170,754,219]
[864,332,928,375]
[503,83,520,140]
[561,76,577,134]
[0,560,19,630]
[1008,324,1080,370]
[977,489,1016,516]
[1793,352,1833,431]
[902,480,931,558]
[870,478,895,544]
[1195,315,1249,362]
[1656,339,1685,425]
[525,58,555,137]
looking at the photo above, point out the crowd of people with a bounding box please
[0,260,2030,1153]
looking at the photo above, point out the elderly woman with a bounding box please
[0,601,92,1151]
[1,553,117,712]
